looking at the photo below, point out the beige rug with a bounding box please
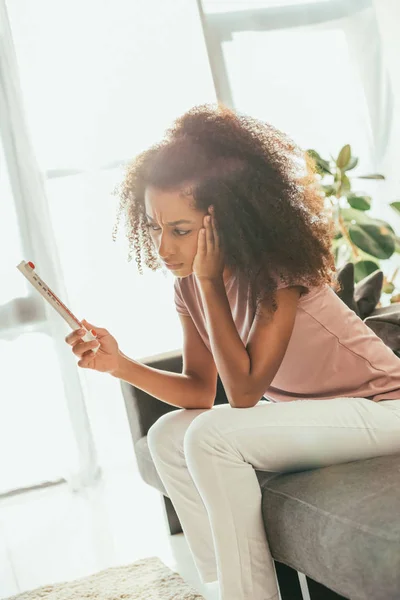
[6,556,206,599]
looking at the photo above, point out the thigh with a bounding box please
[148,401,236,449]
[147,406,211,448]
[185,397,400,473]
[378,398,400,417]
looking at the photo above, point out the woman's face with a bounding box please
[144,185,207,278]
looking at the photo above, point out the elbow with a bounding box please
[228,392,260,409]
[229,383,271,409]
[186,390,215,410]
[185,396,214,410]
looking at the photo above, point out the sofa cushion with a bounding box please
[354,269,384,319]
[364,305,400,352]
[258,454,400,600]
[134,436,167,493]
[333,262,384,319]
[333,262,360,316]
[333,262,400,352]
[137,433,400,600]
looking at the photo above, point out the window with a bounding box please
[201,0,376,167]
[0,137,79,493]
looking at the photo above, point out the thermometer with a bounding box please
[16,260,99,352]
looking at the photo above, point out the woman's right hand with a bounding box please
[65,318,120,374]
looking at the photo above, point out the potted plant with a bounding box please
[307,145,400,304]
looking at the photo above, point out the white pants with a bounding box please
[147,397,400,600]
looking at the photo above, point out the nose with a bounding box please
[158,229,177,260]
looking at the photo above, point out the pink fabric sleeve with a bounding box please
[174,279,190,316]
[274,270,310,293]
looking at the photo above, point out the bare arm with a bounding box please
[111,352,212,410]
[198,277,302,408]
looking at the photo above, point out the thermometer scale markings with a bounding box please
[25,261,81,327]
[16,259,98,352]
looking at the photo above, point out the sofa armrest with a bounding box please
[119,347,229,445]
[119,349,183,445]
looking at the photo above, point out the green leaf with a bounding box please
[333,180,341,193]
[341,174,351,194]
[348,223,395,259]
[346,194,371,211]
[306,149,332,175]
[341,208,395,258]
[343,156,359,172]
[354,173,385,180]
[390,201,400,215]
[353,260,380,283]
[322,184,336,197]
[341,208,395,234]
[336,144,351,169]
[383,281,395,294]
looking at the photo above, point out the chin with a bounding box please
[175,266,192,278]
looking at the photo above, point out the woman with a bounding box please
[65,104,400,600]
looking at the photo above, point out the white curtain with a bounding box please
[371,0,400,229]
[0,0,98,493]
[0,0,216,495]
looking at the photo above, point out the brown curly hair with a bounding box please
[112,103,337,317]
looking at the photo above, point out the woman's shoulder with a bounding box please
[273,269,326,298]
[173,274,199,305]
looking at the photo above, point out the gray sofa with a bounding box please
[119,265,400,599]
[119,348,400,600]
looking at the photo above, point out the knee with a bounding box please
[183,410,218,451]
[147,409,184,453]
[148,407,223,457]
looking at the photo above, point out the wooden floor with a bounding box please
[0,460,220,599]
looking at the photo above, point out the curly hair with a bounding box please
[112,103,337,317]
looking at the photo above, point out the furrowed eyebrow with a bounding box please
[145,213,194,226]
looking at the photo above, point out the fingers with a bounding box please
[209,207,220,247]
[198,208,219,257]
[65,320,104,346]
[65,328,86,346]
[204,206,220,249]
[204,214,214,248]
[198,225,206,253]
[73,339,100,358]
[81,319,95,332]
[65,328,99,354]
[82,319,106,336]
[78,350,96,369]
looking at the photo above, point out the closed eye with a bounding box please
[145,223,190,236]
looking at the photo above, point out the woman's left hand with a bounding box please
[193,206,225,281]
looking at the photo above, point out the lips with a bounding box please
[164,262,182,268]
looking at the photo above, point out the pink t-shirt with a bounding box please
[174,270,400,403]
